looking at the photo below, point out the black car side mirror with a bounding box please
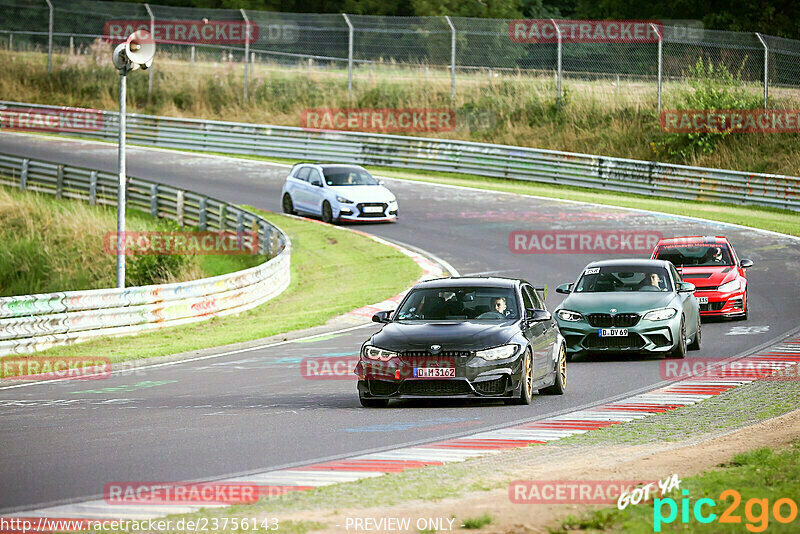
[372,310,393,323]
[526,309,552,322]
[740,259,754,269]
[555,283,572,294]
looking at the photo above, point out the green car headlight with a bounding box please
[363,346,398,361]
[475,344,518,361]
[557,310,583,322]
[643,308,677,321]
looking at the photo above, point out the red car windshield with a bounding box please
[654,244,734,267]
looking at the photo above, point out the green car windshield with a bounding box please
[395,287,519,321]
[575,266,673,293]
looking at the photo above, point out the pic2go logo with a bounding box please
[654,489,799,532]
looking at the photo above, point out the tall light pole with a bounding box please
[111,30,155,288]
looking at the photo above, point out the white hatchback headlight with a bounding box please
[643,308,678,321]
[475,344,518,361]
[557,310,583,322]
[336,195,354,204]
[718,279,742,293]
[363,346,398,361]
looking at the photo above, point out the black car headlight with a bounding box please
[475,344,518,361]
[557,309,583,322]
[362,345,398,361]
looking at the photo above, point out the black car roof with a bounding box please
[412,277,523,290]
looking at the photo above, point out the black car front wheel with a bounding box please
[507,348,533,405]
[540,344,567,395]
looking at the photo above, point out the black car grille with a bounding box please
[400,380,471,396]
[357,202,387,218]
[368,380,398,396]
[584,333,645,350]
[474,376,507,395]
[587,313,640,327]
[402,350,471,358]
[700,302,726,312]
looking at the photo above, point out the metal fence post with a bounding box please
[149,184,158,216]
[8,33,12,51]
[755,32,769,109]
[190,45,195,68]
[56,164,63,198]
[240,8,250,101]
[144,3,154,98]
[89,170,97,205]
[342,14,353,95]
[198,197,207,230]
[550,19,562,105]
[651,23,663,115]
[45,0,53,73]
[20,158,29,191]
[445,16,456,99]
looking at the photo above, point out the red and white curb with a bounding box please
[11,337,799,521]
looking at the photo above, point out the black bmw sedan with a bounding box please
[355,277,567,407]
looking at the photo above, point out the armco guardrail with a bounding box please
[0,151,290,356]
[1,101,799,211]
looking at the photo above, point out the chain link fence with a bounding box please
[2,0,800,110]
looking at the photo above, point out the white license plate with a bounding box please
[697,296,709,304]
[414,367,455,378]
[362,206,384,213]
[599,328,628,337]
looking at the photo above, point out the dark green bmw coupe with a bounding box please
[554,259,701,360]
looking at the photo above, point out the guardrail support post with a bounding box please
[56,164,63,199]
[755,32,769,109]
[89,170,97,205]
[445,16,456,100]
[551,19,562,105]
[198,197,207,230]
[144,4,155,99]
[8,33,12,51]
[45,0,53,74]
[176,190,185,226]
[190,46,195,68]
[240,8,250,102]
[219,204,227,230]
[20,158,29,191]
[651,23,663,115]
[149,184,158,216]
[342,14,354,96]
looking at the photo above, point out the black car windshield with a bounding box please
[323,167,378,186]
[653,244,734,267]
[395,287,519,321]
[575,266,673,293]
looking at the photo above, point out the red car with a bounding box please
[651,236,753,319]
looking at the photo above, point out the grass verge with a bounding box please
[0,186,261,296]
[554,442,800,533]
[34,208,420,363]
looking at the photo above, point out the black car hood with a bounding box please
[370,320,518,351]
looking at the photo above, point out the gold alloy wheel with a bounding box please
[525,350,533,392]
[559,345,567,388]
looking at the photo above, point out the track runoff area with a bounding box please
[0,133,798,532]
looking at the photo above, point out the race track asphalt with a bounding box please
[1,133,798,512]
